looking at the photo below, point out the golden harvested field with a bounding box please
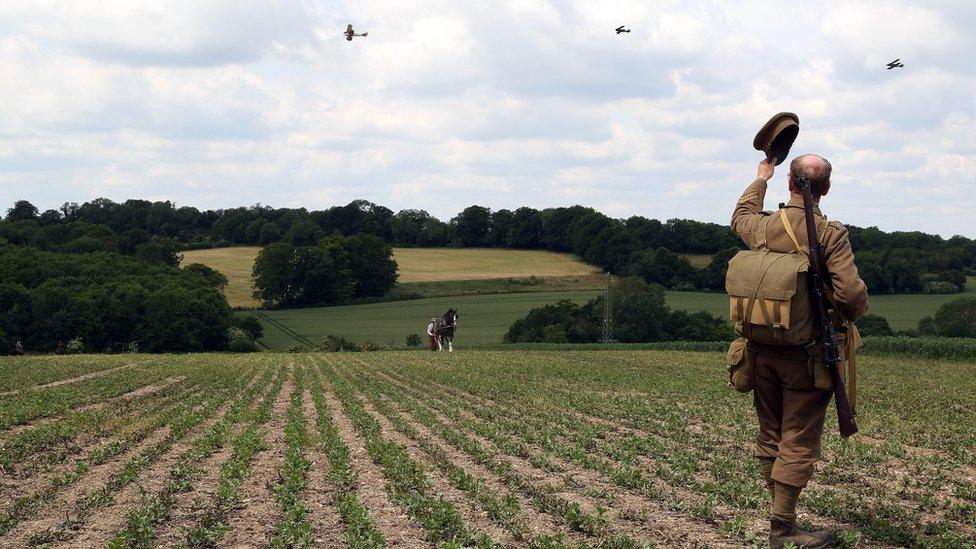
[1,351,973,547]
[181,247,600,308]
[392,248,600,282]
[180,247,263,308]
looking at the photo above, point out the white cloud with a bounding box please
[0,0,974,237]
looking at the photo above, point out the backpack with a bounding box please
[725,209,828,346]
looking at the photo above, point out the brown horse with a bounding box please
[432,309,458,352]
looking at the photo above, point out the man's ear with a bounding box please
[821,180,830,197]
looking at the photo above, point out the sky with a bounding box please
[1,0,974,237]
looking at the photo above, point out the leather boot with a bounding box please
[769,518,833,548]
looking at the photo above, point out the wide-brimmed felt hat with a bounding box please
[753,112,799,166]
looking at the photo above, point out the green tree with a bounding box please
[628,247,697,289]
[345,235,398,298]
[510,207,543,248]
[453,205,492,247]
[920,297,976,338]
[135,238,181,266]
[183,263,229,290]
[6,200,39,221]
[252,243,296,307]
[584,225,639,273]
[855,314,894,337]
[284,219,324,246]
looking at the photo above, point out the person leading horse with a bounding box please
[429,309,459,352]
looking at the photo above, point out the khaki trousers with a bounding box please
[752,343,832,487]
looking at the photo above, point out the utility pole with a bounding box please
[602,271,614,343]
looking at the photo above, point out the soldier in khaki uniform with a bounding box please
[732,154,868,548]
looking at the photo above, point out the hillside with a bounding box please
[181,246,602,308]
[245,290,603,349]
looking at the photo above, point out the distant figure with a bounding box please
[431,309,459,352]
[886,58,904,70]
[55,340,65,355]
[615,25,630,34]
[344,24,368,41]
[426,317,438,351]
[13,339,25,356]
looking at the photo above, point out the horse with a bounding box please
[433,309,459,352]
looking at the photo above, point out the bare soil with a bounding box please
[222,366,294,547]
[301,385,346,547]
[319,377,432,548]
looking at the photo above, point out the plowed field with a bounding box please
[1,351,972,548]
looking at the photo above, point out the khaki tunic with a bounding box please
[732,178,869,322]
[731,177,869,487]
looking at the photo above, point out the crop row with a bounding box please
[19,361,261,546]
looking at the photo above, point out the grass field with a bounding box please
[664,277,976,332]
[182,246,601,308]
[0,351,972,547]
[180,246,263,308]
[247,290,603,349]
[247,278,976,349]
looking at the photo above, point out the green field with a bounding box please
[248,278,975,349]
[247,290,603,349]
[0,351,972,547]
[665,277,976,332]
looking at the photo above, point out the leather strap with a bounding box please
[779,209,806,257]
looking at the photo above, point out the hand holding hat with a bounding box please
[754,112,799,166]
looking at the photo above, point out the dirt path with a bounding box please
[222,365,293,547]
[319,376,432,548]
[0,375,186,440]
[301,385,346,547]
[0,362,140,398]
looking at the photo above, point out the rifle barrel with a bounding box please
[799,177,858,438]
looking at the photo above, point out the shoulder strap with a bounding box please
[779,209,806,257]
[779,209,830,258]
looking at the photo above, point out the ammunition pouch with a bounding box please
[726,337,756,393]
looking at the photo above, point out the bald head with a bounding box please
[788,154,832,197]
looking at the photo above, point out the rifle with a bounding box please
[797,175,859,438]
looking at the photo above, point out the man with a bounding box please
[426,317,439,351]
[14,339,25,356]
[732,154,868,548]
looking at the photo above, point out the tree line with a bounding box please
[0,240,259,354]
[505,277,731,343]
[5,198,975,294]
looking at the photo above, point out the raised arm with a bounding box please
[731,158,776,247]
